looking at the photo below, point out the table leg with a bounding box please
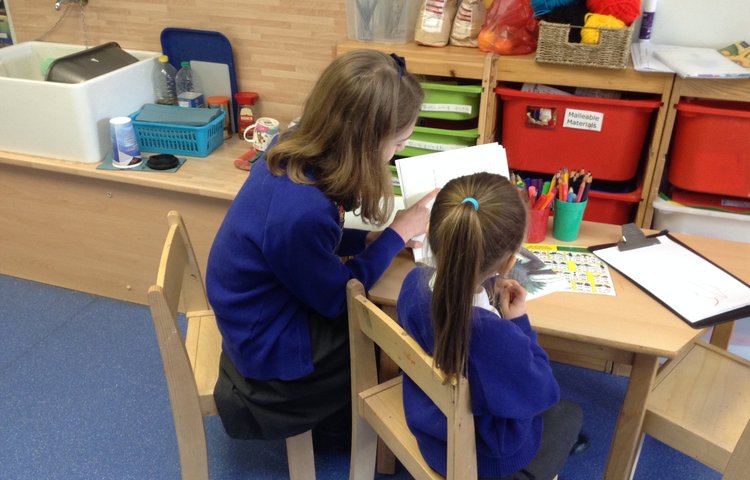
[604,353,659,480]
[710,321,735,350]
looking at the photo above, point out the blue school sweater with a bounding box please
[396,266,560,478]
[206,157,404,381]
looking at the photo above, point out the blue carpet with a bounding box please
[0,275,723,479]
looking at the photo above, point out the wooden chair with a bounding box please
[346,279,477,480]
[635,339,750,479]
[147,210,315,480]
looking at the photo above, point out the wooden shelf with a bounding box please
[335,40,488,80]
[644,76,750,227]
[337,41,676,226]
[492,54,675,226]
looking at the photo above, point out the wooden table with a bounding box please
[367,220,750,479]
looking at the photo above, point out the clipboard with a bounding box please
[589,224,750,328]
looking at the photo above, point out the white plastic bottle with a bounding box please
[175,61,205,108]
[154,55,178,105]
[638,0,658,41]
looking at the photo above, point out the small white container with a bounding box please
[346,0,422,43]
[109,116,142,168]
[652,197,750,244]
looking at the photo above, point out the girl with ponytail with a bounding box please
[397,172,583,479]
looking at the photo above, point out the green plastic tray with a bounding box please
[399,125,479,157]
[420,82,483,121]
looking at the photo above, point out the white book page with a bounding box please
[593,236,750,324]
[395,143,510,263]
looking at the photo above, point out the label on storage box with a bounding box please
[563,109,603,132]
[405,139,464,152]
[421,103,474,115]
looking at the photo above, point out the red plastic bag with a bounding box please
[478,0,539,55]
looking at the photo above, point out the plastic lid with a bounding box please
[235,91,259,105]
[207,96,229,105]
[181,61,190,68]
[158,55,169,63]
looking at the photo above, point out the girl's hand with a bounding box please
[495,278,528,319]
[388,189,440,244]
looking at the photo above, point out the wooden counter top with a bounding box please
[0,136,252,201]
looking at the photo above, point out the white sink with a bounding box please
[0,41,159,163]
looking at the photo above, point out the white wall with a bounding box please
[636,0,749,48]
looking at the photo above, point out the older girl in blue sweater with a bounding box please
[397,172,582,479]
[206,50,437,447]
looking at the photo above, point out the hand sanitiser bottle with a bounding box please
[154,55,178,105]
[639,0,658,41]
[175,61,205,108]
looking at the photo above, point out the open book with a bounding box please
[395,142,510,263]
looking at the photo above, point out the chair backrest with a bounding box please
[148,211,315,480]
[346,279,477,479]
[148,210,220,479]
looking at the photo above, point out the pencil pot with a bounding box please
[553,199,587,241]
[527,207,552,244]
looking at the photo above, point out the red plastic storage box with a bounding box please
[668,100,750,199]
[496,86,661,182]
[581,185,643,225]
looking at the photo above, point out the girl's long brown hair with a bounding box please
[428,173,527,377]
[266,50,423,225]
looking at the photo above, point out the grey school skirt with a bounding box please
[213,311,351,441]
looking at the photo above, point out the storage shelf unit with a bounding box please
[645,76,750,227]
[335,41,498,147]
[493,54,674,227]
[336,40,675,227]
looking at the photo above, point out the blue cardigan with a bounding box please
[206,157,405,380]
[396,266,560,478]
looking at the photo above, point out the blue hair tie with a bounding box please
[390,53,405,79]
[461,197,479,211]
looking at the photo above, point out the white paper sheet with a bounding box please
[593,235,750,325]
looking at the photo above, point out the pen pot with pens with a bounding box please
[513,168,592,243]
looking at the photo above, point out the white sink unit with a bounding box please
[0,41,159,163]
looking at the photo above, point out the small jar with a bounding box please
[207,95,231,139]
[234,91,259,140]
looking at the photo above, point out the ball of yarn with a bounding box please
[531,0,580,17]
[581,13,626,44]
[586,0,641,25]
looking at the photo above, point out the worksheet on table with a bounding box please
[592,234,750,326]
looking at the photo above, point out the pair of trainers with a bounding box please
[570,433,590,456]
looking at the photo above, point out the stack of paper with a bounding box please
[651,44,750,78]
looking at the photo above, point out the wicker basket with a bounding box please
[535,20,634,69]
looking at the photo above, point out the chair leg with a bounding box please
[286,430,315,480]
[350,415,378,480]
